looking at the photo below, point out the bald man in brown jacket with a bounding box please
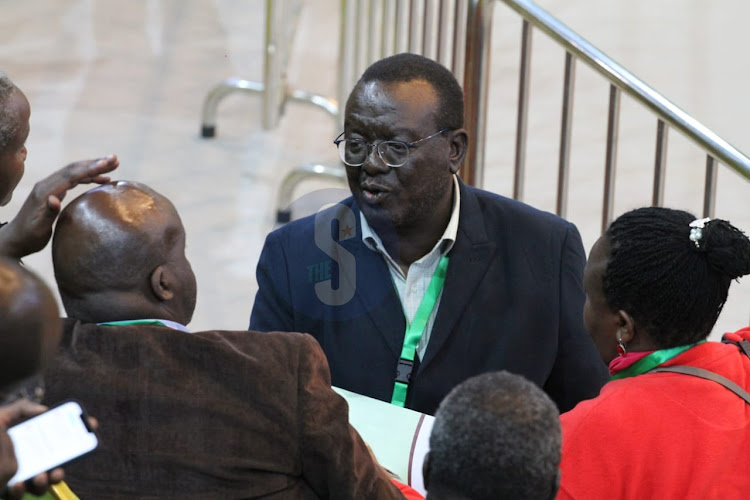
[44,181,403,499]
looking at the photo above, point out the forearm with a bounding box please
[298,336,403,499]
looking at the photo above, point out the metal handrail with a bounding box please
[500,0,750,229]
[200,0,338,137]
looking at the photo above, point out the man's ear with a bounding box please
[422,451,431,491]
[448,129,468,174]
[149,265,174,302]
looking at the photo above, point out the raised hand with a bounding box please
[0,155,119,259]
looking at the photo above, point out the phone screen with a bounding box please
[6,401,98,486]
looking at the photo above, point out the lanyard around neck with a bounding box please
[391,255,449,407]
[99,319,170,327]
[610,340,706,381]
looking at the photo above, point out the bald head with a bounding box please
[52,181,196,325]
[0,257,61,391]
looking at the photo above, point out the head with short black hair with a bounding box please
[583,207,750,362]
[0,71,18,151]
[353,53,464,130]
[0,257,61,392]
[424,371,561,500]
[52,180,197,326]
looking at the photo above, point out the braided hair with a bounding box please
[603,207,750,348]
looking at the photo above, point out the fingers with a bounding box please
[46,468,64,484]
[35,154,120,198]
[65,155,119,178]
[3,466,65,498]
[6,482,26,499]
[25,468,64,495]
[0,400,47,429]
[63,154,120,185]
[0,431,18,486]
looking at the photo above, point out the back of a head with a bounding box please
[604,207,750,347]
[52,180,195,324]
[0,70,19,152]
[353,53,464,130]
[426,371,561,500]
[0,256,61,392]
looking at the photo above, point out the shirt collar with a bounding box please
[361,175,461,258]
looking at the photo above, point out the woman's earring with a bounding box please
[616,329,627,357]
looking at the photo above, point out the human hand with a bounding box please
[0,430,17,490]
[0,155,119,259]
[3,467,64,499]
[0,399,64,499]
[364,441,399,479]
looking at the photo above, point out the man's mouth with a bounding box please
[360,184,389,203]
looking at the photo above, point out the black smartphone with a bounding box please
[6,400,98,486]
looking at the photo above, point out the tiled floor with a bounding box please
[2,0,748,338]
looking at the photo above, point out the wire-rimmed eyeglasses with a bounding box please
[333,128,451,168]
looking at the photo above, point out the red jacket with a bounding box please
[558,328,750,499]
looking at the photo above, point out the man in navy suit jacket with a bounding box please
[250,53,607,415]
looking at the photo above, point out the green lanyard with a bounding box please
[390,255,449,407]
[98,319,170,327]
[609,340,706,381]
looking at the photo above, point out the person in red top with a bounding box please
[558,207,750,499]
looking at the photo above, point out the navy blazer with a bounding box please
[250,182,607,415]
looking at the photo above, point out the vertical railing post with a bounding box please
[556,51,575,218]
[703,155,718,218]
[337,0,352,128]
[513,19,533,200]
[462,0,495,188]
[368,0,379,64]
[262,0,282,129]
[451,0,467,80]
[652,119,668,206]
[602,84,620,232]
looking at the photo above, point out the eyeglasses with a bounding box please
[334,128,451,168]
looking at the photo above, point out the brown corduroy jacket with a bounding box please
[43,319,403,499]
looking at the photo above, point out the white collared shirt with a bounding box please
[360,175,460,360]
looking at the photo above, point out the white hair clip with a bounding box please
[689,217,711,248]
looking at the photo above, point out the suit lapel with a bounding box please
[419,183,496,370]
[339,200,405,358]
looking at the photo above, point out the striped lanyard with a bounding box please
[609,340,705,380]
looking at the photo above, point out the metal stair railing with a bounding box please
[499,0,750,232]
[199,0,338,137]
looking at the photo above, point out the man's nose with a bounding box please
[361,144,389,175]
